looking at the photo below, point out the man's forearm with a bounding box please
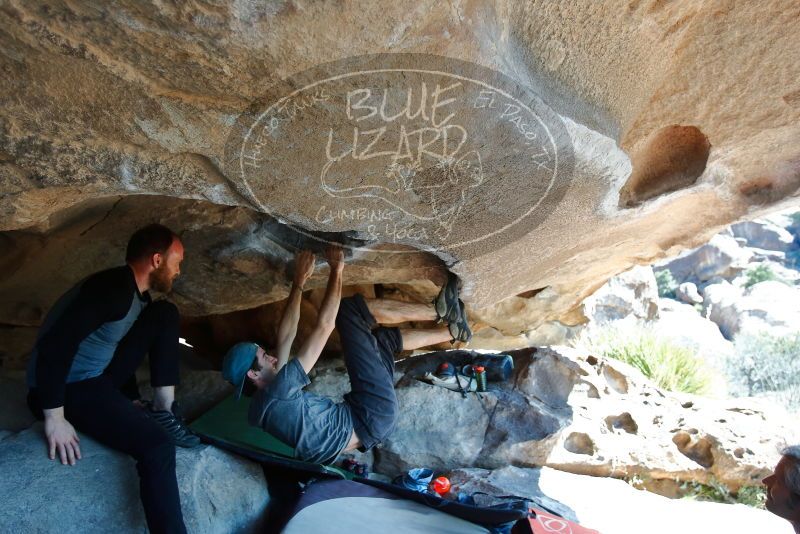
[294,253,343,374]
[277,283,303,343]
[275,282,304,365]
[36,332,81,410]
[43,407,66,421]
[317,265,343,329]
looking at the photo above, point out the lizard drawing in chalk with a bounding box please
[320,125,484,239]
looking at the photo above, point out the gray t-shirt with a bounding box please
[248,358,353,464]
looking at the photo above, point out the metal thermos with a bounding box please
[475,366,487,392]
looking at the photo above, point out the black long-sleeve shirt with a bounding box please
[27,266,150,409]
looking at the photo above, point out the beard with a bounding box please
[149,263,174,293]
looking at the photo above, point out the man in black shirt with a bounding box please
[26,224,197,534]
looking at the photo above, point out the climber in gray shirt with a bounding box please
[223,246,470,465]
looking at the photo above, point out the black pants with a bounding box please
[28,300,186,534]
[336,295,402,451]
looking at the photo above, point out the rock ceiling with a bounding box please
[1,1,799,329]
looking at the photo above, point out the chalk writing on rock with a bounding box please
[228,54,574,257]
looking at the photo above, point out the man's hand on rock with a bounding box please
[293,250,316,288]
[325,245,345,271]
[43,408,81,466]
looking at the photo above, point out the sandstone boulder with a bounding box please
[2,0,800,350]
[0,196,446,326]
[737,281,800,336]
[308,347,794,491]
[0,325,37,369]
[581,265,659,324]
[652,298,733,365]
[701,281,743,339]
[0,372,34,433]
[138,369,234,422]
[762,210,800,234]
[746,247,787,264]
[704,280,800,339]
[730,220,796,252]
[538,352,793,491]
[376,381,503,474]
[466,285,585,350]
[676,282,703,305]
[0,425,269,533]
[658,234,753,284]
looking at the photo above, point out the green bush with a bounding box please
[742,264,788,288]
[680,479,766,509]
[587,328,712,395]
[725,331,800,412]
[626,474,766,509]
[655,269,678,299]
[737,485,769,508]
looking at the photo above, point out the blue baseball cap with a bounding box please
[222,342,259,400]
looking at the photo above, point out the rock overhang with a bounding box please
[1,0,799,323]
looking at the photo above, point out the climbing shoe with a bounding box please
[144,401,201,448]
[448,299,472,344]
[433,272,460,324]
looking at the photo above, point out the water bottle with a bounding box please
[432,476,451,495]
[475,365,487,392]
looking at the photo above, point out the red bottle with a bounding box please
[432,476,451,495]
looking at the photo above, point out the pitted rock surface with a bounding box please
[1,0,800,343]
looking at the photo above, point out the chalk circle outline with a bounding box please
[230,53,575,255]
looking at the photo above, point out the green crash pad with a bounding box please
[189,395,352,479]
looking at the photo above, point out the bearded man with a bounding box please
[763,446,800,533]
[26,223,198,534]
